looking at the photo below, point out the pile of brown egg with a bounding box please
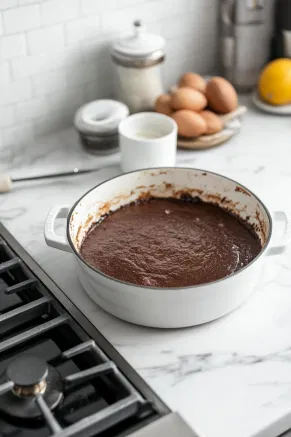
[155,73,238,137]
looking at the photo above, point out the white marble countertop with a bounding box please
[1,97,291,437]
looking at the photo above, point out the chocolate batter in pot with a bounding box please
[80,198,261,288]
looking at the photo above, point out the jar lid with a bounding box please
[112,21,165,65]
[74,99,129,136]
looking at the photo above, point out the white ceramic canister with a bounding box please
[111,20,165,113]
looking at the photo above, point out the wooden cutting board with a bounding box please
[177,106,247,150]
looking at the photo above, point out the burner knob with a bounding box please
[7,356,48,387]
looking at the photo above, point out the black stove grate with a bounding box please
[0,227,165,437]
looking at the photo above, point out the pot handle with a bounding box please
[44,205,72,253]
[267,211,291,256]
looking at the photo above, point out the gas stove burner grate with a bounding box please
[0,340,141,435]
[0,354,63,419]
[0,228,164,437]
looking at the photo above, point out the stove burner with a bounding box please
[0,355,63,419]
[7,355,48,396]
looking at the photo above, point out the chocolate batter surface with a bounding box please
[80,199,261,287]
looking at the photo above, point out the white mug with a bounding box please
[118,112,177,173]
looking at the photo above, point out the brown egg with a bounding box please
[155,94,173,116]
[200,110,223,135]
[205,77,238,114]
[171,87,207,111]
[172,110,207,137]
[178,72,206,94]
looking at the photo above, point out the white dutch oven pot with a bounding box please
[44,168,291,328]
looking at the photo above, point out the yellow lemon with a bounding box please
[258,58,291,106]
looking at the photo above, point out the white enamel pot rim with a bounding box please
[63,167,270,288]
[44,167,291,328]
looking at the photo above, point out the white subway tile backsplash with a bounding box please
[164,49,205,89]
[35,88,84,136]
[96,0,117,12]
[0,0,219,148]
[1,122,34,147]
[27,25,65,54]
[40,0,79,26]
[3,4,40,34]
[0,105,15,128]
[81,0,116,15]
[0,34,26,62]
[66,62,97,87]
[11,46,82,79]
[0,79,31,105]
[153,13,200,40]
[80,0,101,16]
[116,0,146,6]
[83,81,101,102]
[81,36,116,63]
[66,16,100,44]
[101,6,147,34]
[12,54,51,78]
[101,0,191,34]
[46,88,84,112]
[0,0,17,10]
[59,44,84,64]
[32,70,67,95]
[15,97,48,122]
[1,126,17,145]
[83,79,113,102]
[165,36,199,67]
[0,62,10,85]
[34,111,71,137]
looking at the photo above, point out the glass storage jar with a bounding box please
[111,21,165,113]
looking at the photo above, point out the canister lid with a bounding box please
[74,99,129,136]
[112,21,165,67]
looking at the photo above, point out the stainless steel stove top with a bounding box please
[0,222,197,437]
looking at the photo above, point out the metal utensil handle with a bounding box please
[14,167,100,182]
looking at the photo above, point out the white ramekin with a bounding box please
[118,112,177,172]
